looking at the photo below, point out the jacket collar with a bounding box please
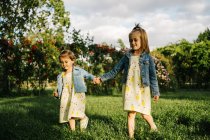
[125,50,147,58]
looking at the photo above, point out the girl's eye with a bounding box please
[129,39,134,42]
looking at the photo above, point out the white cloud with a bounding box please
[64,0,210,50]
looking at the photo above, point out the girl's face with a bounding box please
[60,56,74,72]
[129,32,141,51]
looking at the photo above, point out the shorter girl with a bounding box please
[54,50,96,131]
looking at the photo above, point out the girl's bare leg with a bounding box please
[69,118,76,131]
[141,114,157,131]
[128,111,136,138]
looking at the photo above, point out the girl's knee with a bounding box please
[141,114,150,120]
[128,112,136,119]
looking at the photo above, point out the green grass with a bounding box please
[0,91,210,140]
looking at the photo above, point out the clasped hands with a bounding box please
[93,77,102,84]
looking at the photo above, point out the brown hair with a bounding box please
[129,24,150,53]
[59,50,76,62]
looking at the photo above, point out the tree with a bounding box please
[0,0,70,41]
[0,0,70,94]
[117,38,126,49]
[0,0,38,39]
[195,28,210,42]
[191,41,210,88]
[157,36,210,89]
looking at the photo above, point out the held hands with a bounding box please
[93,77,102,84]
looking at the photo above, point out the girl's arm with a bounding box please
[80,68,95,80]
[100,55,126,82]
[149,55,160,96]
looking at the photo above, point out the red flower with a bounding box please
[28,58,32,63]
[31,45,38,52]
[8,40,14,47]
[89,51,94,56]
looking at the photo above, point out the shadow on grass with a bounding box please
[194,119,210,136]
[89,114,121,132]
[0,96,63,140]
[159,91,210,101]
[0,89,54,98]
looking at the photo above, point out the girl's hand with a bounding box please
[153,95,159,102]
[53,92,59,97]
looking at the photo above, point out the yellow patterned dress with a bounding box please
[59,72,86,123]
[123,56,151,115]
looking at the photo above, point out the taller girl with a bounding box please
[98,24,160,138]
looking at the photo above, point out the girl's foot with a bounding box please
[80,116,89,131]
[150,124,158,132]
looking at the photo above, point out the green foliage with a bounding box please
[0,0,70,40]
[117,38,126,49]
[0,34,61,94]
[88,44,124,95]
[67,28,93,58]
[0,91,210,139]
[195,28,210,42]
[0,0,70,94]
[0,0,39,38]
[157,39,210,89]
[191,41,210,86]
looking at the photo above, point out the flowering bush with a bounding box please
[0,34,61,94]
[151,51,176,90]
[153,56,171,87]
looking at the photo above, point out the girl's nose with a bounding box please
[131,40,135,45]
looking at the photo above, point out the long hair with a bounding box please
[129,24,150,53]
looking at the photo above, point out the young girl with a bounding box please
[96,24,160,138]
[54,50,97,131]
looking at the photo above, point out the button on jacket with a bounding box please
[100,51,160,96]
[57,66,95,98]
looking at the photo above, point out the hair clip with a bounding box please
[133,23,142,30]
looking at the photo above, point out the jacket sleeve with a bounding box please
[57,74,63,98]
[149,55,160,96]
[80,68,95,80]
[100,55,125,82]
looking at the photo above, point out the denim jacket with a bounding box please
[100,51,160,96]
[57,66,95,98]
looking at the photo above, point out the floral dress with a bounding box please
[59,72,86,123]
[123,56,151,115]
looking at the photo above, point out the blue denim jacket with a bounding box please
[57,66,95,98]
[100,51,160,96]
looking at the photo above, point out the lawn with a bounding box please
[0,90,210,140]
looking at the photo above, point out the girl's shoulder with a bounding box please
[141,52,151,58]
[74,66,83,71]
[73,66,87,75]
[57,72,63,79]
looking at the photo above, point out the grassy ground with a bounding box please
[0,90,210,140]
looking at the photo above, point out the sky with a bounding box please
[64,0,210,50]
